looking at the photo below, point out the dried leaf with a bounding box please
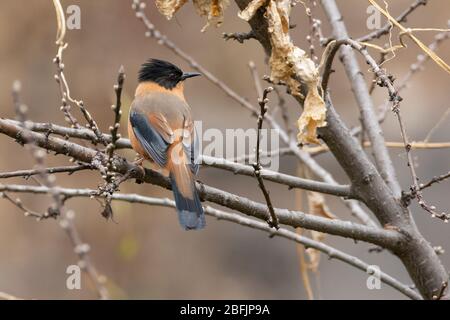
[155,0,229,31]
[297,83,327,144]
[308,191,336,220]
[296,228,315,300]
[306,191,336,272]
[262,0,327,145]
[155,0,188,20]
[238,0,267,21]
[193,0,230,31]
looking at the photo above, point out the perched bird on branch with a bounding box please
[128,59,204,230]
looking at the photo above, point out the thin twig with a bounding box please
[419,171,450,192]
[253,87,279,228]
[0,192,45,220]
[403,171,450,203]
[106,66,126,175]
[98,66,127,217]
[376,27,450,126]
[52,0,107,145]
[0,164,93,179]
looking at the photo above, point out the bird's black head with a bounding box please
[138,59,201,90]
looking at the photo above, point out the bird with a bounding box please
[128,59,205,230]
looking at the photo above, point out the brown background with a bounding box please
[0,0,449,299]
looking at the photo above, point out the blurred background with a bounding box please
[0,0,449,299]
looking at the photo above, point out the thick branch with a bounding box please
[321,1,401,197]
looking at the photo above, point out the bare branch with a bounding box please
[419,171,450,192]
[253,87,279,228]
[0,164,93,179]
[52,0,107,145]
[0,192,45,220]
[106,66,125,175]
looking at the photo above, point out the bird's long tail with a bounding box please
[168,143,205,230]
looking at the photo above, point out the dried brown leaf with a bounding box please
[297,83,327,144]
[155,0,188,20]
[308,191,336,220]
[306,191,336,272]
[193,0,230,32]
[262,0,327,145]
[155,0,229,31]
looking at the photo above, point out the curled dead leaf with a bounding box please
[194,0,230,31]
[308,191,336,220]
[254,0,327,145]
[156,0,229,31]
[155,0,188,20]
[297,83,327,144]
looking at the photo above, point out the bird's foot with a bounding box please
[132,156,146,181]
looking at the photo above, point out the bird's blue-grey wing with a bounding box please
[129,109,170,168]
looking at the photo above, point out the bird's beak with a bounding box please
[181,72,201,81]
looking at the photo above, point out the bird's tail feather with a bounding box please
[170,174,205,230]
[168,145,205,230]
